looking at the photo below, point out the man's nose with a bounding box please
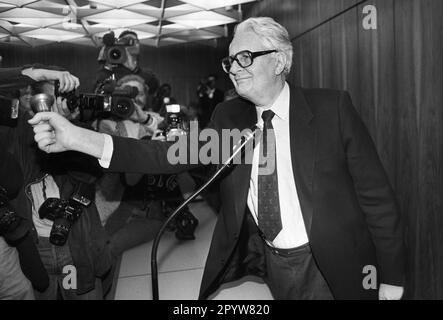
[229,60,242,75]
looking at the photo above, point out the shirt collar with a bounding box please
[256,82,290,123]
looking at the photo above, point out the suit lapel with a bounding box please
[289,86,316,235]
[229,100,257,227]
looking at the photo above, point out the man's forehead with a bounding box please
[229,31,261,53]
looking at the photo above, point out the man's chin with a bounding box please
[235,85,252,100]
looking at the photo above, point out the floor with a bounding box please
[114,200,274,300]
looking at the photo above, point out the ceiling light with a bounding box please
[94,28,155,39]
[20,27,84,42]
[179,0,255,10]
[85,9,157,27]
[0,8,65,27]
[0,0,36,6]
[167,11,236,29]
[91,0,146,8]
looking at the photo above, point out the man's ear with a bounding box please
[274,51,286,75]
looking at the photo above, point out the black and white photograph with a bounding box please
[0,0,442,307]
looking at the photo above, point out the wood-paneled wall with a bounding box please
[248,0,443,299]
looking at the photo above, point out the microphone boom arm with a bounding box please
[150,125,259,300]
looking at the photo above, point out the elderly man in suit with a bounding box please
[30,17,405,300]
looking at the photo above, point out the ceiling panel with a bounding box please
[91,0,147,8]
[167,11,236,29]
[84,9,158,27]
[0,0,258,47]
[179,0,256,10]
[93,27,155,39]
[0,0,37,6]
[20,27,84,41]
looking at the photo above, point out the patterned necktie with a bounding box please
[257,110,282,241]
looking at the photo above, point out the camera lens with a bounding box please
[109,48,121,60]
[49,218,71,246]
[111,97,134,119]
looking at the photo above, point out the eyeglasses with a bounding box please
[221,50,277,73]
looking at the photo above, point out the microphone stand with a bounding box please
[150,125,259,300]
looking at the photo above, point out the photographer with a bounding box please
[0,151,35,299]
[1,71,112,299]
[92,75,166,258]
[93,75,195,251]
[94,30,159,105]
[152,83,177,114]
[94,74,162,224]
[0,66,79,300]
[196,74,224,128]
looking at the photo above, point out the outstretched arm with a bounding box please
[28,112,200,175]
[21,67,79,92]
[0,66,79,93]
[29,112,105,158]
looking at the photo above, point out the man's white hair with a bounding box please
[234,17,293,76]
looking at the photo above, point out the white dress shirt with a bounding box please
[247,82,309,249]
[98,114,160,169]
[98,134,113,169]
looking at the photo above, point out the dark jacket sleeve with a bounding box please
[0,64,67,95]
[0,151,24,199]
[108,103,223,174]
[0,67,29,85]
[109,136,201,174]
[0,67,35,96]
[339,91,406,286]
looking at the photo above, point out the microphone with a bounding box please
[225,123,261,169]
[150,124,260,300]
[30,93,54,114]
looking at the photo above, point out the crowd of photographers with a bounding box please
[0,30,226,300]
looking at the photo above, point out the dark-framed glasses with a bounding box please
[221,50,277,73]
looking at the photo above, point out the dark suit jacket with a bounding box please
[108,86,405,300]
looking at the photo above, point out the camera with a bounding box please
[38,198,83,246]
[101,31,137,66]
[58,81,138,121]
[165,104,187,141]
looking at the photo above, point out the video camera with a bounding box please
[56,80,139,121]
[153,104,187,141]
[101,31,137,66]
